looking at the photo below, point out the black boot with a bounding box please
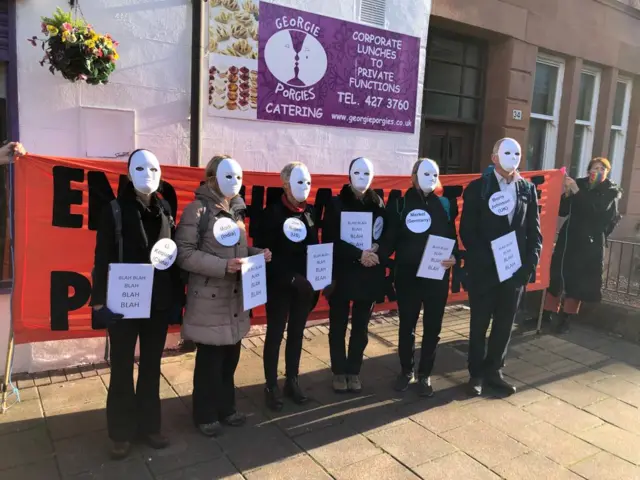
[554,312,571,334]
[264,385,284,412]
[485,372,516,396]
[283,377,309,405]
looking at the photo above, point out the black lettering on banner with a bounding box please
[50,271,91,331]
[52,166,84,228]
[87,171,116,230]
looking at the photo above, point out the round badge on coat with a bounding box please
[213,217,241,247]
[489,191,516,217]
[405,209,431,233]
[150,239,178,270]
[283,217,307,243]
[373,216,384,240]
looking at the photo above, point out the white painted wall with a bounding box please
[5,0,431,373]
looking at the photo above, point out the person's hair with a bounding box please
[204,154,232,187]
[280,162,305,184]
[588,157,611,172]
[127,149,152,168]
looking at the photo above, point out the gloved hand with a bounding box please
[91,306,125,329]
[511,266,532,287]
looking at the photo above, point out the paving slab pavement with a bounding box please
[2,307,640,479]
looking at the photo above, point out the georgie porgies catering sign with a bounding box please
[207,0,420,133]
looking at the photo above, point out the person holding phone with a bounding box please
[258,162,319,411]
[387,159,457,397]
[91,149,182,459]
[175,155,271,437]
[543,157,621,333]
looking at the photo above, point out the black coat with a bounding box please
[91,182,182,317]
[322,185,391,302]
[460,170,543,293]
[548,177,622,302]
[258,196,319,285]
[387,187,458,280]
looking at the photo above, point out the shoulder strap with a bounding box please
[438,196,451,221]
[196,200,209,249]
[110,199,123,263]
[480,165,496,201]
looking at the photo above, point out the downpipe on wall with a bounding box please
[190,0,206,167]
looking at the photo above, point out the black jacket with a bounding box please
[322,185,391,302]
[91,182,182,316]
[460,170,542,292]
[548,177,621,302]
[388,187,458,278]
[258,196,319,285]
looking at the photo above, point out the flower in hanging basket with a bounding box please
[29,7,119,85]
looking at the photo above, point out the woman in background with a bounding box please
[544,157,622,333]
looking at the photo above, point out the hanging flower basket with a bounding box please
[28,7,119,85]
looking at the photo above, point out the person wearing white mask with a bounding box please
[460,138,542,397]
[175,155,272,437]
[322,157,391,394]
[91,149,183,459]
[257,162,319,410]
[387,159,457,396]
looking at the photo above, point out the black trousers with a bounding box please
[192,342,241,425]
[468,281,524,378]
[263,284,317,387]
[396,272,448,378]
[329,295,374,375]
[107,312,169,442]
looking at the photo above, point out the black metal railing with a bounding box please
[603,239,640,308]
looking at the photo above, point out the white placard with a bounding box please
[489,191,515,217]
[373,216,384,240]
[340,212,373,250]
[417,235,456,280]
[283,217,307,243]
[241,254,267,311]
[150,239,177,270]
[307,243,333,291]
[107,264,155,319]
[405,209,432,233]
[491,231,522,283]
[213,217,240,247]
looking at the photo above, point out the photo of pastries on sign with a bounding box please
[208,0,259,59]
[208,55,258,118]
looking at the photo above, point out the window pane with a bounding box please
[465,44,480,67]
[428,36,464,63]
[426,61,462,94]
[570,125,586,178]
[425,92,459,118]
[462,68,479,96]
[460,98,478,120]
[532,62,559,116]
[612,81,627,127]
[608,129,618,163]
[527,118,547,171]
[576,73,596,122]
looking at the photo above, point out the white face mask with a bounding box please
[129,150,161,195]
[349,157,374,193]
[497,138,522,173]
[417,159,439,193]
[289,164,312,202]
[215,158,243,198]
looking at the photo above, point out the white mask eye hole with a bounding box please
[297,180,304,185]
[225,174,233,180]
[434,173,438,177]
[135,166,144,171]
[353,171,360,175]
[364,172,370,176]
[150,167,158,173]
[515,152,521,156]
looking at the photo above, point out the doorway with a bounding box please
[421,121,475,174]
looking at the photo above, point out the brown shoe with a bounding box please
[110,441,132,460]
[143,433,170,450]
